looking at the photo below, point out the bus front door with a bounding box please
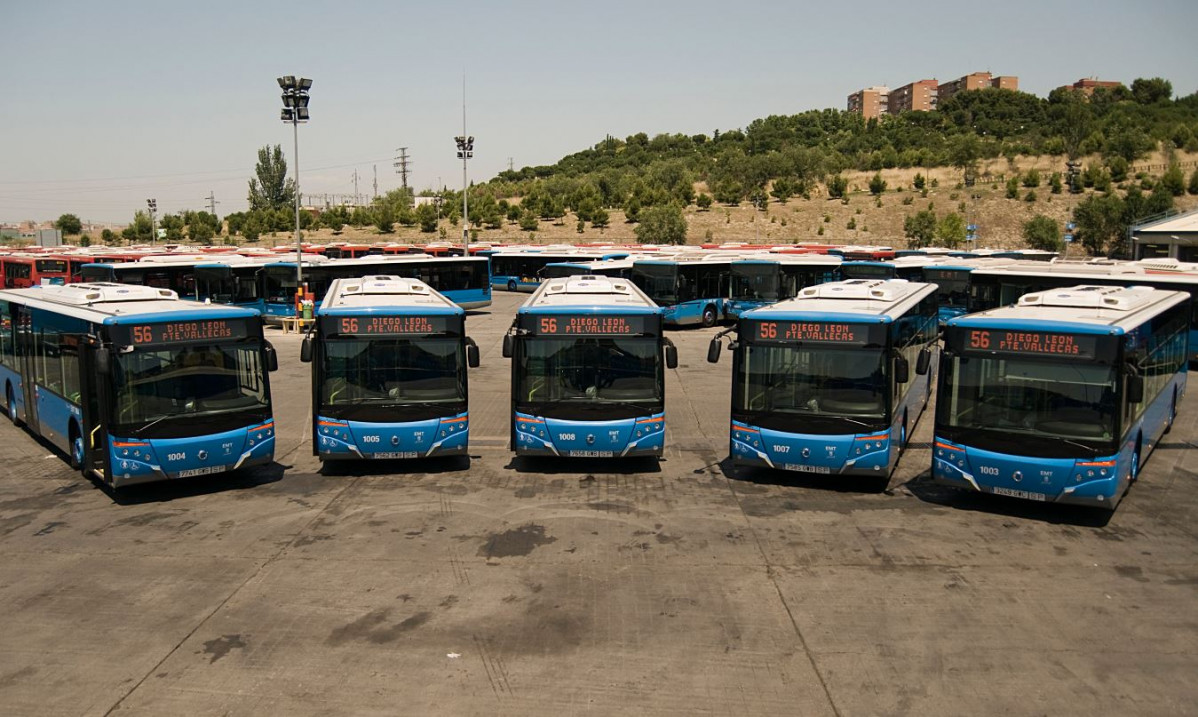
[79,341,110,481]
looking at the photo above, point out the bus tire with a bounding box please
[1129,441,1141,483]
[7,384,21,428]
[69,421,83,471]
[1164,390,1177,434]
[701,305,717,328]
[507,280,517,292]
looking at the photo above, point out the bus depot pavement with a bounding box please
[1,291,1196,717]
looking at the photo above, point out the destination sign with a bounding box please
[324,315,455,336]
[747,320,877,346]
[523,314,654,336]
[115,318,250,346]
[949,328,1101,360]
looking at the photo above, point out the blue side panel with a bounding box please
[661,300,721,327]
[36,389,81,454]
[0,365,24,423]
[108,419,275,487]
[513,411,664,458]
[441,287,492,309]
[726,299,770,319]
[316,412,468,460]
[938,306,967,326]
[492,275,540,292]
[730,420,895,477]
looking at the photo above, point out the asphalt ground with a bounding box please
[1,290,1196,716]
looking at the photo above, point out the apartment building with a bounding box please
[846,86,889,120]
[889,79,938,113]
[1057,77,1124,96]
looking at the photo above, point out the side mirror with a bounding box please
[707,338,722,364]
[300,336,312,363]
[95,348,110,376]
[264,342,279,372]
[915,347,931,376]
[501,333,513,358]
[467,343,480,368]
[665,343,678,370]
[894,356,910,384]
[1127,374,1144,404]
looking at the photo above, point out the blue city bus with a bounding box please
[934,284,1189,510]
[726,254,842,318]
[839,256,940,282]
[81,254,312,313]
[921,257,1019,326]
[631,254,736,327]
[0,283,278,487]
[538,257,636,281]
[707,279,938,482]
[968,260,1198,362]
[501,275,678,458]
[300,276,480,461]
[490,249,628,292]
[261,254,492,321]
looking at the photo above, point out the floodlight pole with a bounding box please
[461,78,469,256]
[292,116,301,285]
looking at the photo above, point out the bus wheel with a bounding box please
[69,423,83,471]
[1164,391,1177,434]
[701,305,717,328]
[507,280,517,292]
[1129,445,1141,483]
[7,385,21,428]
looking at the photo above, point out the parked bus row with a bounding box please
[1,269,1186,514]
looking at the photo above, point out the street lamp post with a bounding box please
[146,198,157,245]
[278,75,312,288]
[455,135,473,255]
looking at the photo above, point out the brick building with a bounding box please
[846,86,889,120]
[937,71,1019,101]
[889,79,939,113]
[1057,77,1124,97]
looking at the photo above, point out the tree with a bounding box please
[1022,215,1061,252]
[1131,77,1172,104]
[1073,193,1126,256]
[159,214,185,242]
[414,203,439,233]
[936,212,967,248]
[79,234,91,247]
[518,209,539,232]
[591,207,610,229]
[868,172,887,196]
[55,213,82,235]
[826,174,848,199]
[633,204,688,245]
[101,228,119,246]
[1161,163,1186,196]
[1189,168,1198,195]
[373,203,396,233]
[1106,156,1129,183]
[696,193,713,210]
[247,145,295,212]
[1050,172,1063,194]
[1005,176,1020,199]
[1022,169,1041,188]
[903,210,937,248]
[771,178,794,204]
[913,173,926,190]
[947,133,981,185]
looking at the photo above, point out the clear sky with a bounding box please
[1,0,1195,224]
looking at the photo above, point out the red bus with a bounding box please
[1,255,71,288]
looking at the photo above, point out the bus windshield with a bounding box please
[517,337,660,419]
[321,337,464,420]
[631,265,677,305]
[735,345,888,433]
[924,269,970,308]
[111,343,269,438]
[938,354,1119,457]
[732,264,779,302]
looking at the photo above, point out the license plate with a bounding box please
[369,451,418,459]
[780,463,831,474]
[567,450,614,458]
[991,486,1047,501]
[175,465,226,478]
